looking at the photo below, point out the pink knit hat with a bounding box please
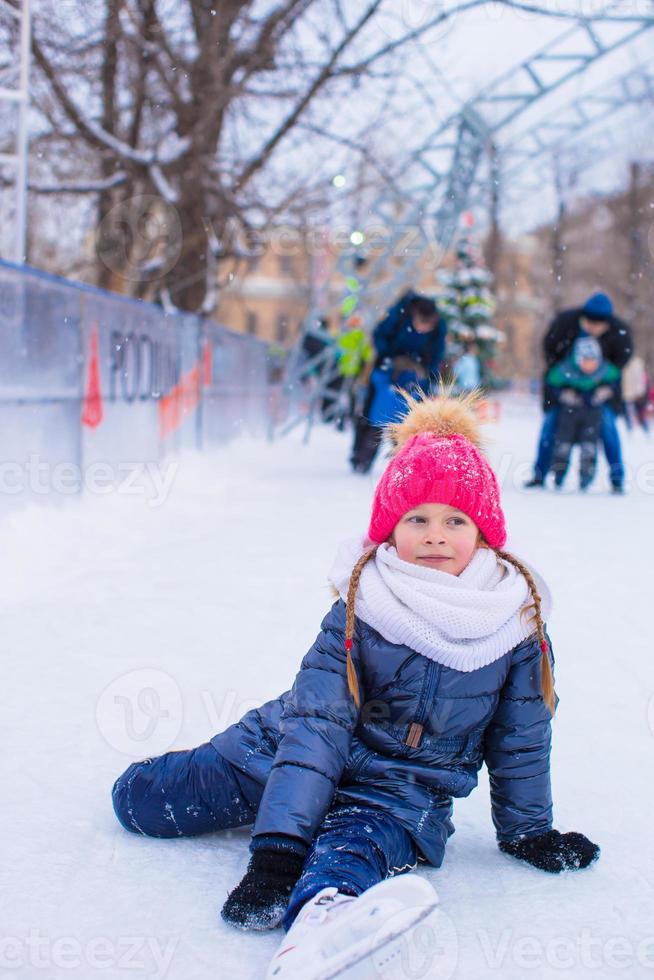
[367,393,507,549]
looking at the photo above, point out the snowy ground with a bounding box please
[2,394,654,980]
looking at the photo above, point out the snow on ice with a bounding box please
[1,393,653,979]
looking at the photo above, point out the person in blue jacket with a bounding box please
[112,393,599,980]
[350,290,446,473]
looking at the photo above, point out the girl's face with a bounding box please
[390,503,480,576]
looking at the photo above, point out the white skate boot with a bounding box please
[265,874,440,980]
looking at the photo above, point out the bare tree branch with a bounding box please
[10,0,624,313]
[11,172,129,194]
[122,0,187,120]
[31,32,154,165]
[233,0,385,193]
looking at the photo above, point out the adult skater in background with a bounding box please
[321,318,373,429]
[349,290,446,473]
[525,292,633,493]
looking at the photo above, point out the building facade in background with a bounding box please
[215,244,313,347]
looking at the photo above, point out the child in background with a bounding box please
[546,336,621,491]
[452,340,482,393]
[112,393,599,980]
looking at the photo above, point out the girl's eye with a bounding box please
[448,518,465,526]
[407,515,426,524]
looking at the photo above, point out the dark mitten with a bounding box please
[499,829,600,873]
[221,849,305,931]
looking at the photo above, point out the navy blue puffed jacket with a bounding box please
[211,600,554,867]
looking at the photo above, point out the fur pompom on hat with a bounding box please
[367,391,507,549]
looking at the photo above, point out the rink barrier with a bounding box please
[0,260,272,507]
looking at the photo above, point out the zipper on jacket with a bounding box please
[405,660,441,748]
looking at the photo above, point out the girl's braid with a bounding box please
[343,544,555,716]
[344,546,378,707]
[495,548,556,716]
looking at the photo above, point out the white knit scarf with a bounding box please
[329,538,552,672]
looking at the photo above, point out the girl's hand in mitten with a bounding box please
[499,830,599,873]
[221,849,305,930]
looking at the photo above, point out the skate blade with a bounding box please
[314,902,439,980]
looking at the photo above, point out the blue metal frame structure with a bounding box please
[276,5,654,440]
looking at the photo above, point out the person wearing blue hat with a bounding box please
[525,292,633,493]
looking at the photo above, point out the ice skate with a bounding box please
[265,875,440,980]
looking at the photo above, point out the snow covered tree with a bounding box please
[439,232,504,386]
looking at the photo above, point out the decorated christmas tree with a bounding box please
[438,225,504,387]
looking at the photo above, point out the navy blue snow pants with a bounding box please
[112,742,417,930]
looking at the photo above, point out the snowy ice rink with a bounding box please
[2,394,653,980]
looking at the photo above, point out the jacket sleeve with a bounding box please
[251,601,360,847]
[483,634,555,842]
[543,312,574,368]
[543,365,568,408]
[428,316,447,379]
[600,362,622,402]
[607,318,633,369]
[373,290,415,359]
[545,364,566,388]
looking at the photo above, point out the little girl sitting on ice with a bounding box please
[112,394,599,980]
